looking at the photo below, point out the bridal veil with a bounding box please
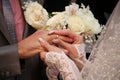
[81,0,120,80]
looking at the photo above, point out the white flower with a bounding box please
[67,15,85,34]
[23,1,49,29]
[77,4,102,34]
[65,3,79,16]
[46,3,102,34]
[46,12,67,31]
[23,2,102,35]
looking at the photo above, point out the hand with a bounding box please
[52,38,86,70]
[52,38,79,58]
[49,29,83,44]
[38,38,67,61]
[18,30,58,59]
[49,30,86,69]
[49,29,84,58]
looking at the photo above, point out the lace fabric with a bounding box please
[74,43,86,58]
[45,43,86,80]
[72,43,88,71]
[46,67,59,80]
[45,51,82,80]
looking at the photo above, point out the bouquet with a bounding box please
[23,1,103,52]
[46,3,103,35]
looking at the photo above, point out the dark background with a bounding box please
[43,0,119,24]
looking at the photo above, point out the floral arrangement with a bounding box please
[23,1,49,29]
[23,1,104,53]
[23,1,103,35]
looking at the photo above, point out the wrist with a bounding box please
[18,41,24,59]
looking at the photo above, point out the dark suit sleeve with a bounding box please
[0,44,21,79]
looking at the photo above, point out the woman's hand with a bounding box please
[49,29,83,44]
[39,38,68,61]
[49,30,86,70]
[48,29,84,58]
[39,38,81,80]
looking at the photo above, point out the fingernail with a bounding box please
[64,50,69,54]
[52,39,59,43]
[39,38,45,43]
[48,30,55,34]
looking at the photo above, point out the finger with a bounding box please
[39,38,63,53]
[52,39,72,52]
[73,35,84,44]
[56,39,72,51]
[49,30,84,44]
[46,34,58,42]
[58,36,73,43]
[48,29,76,38]
[39,52,46,61]
[39,38,52,51]
[54,39,78,58]
[60,48,69,54]
[46,34,73,43]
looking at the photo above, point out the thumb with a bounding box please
[39,52,46,61]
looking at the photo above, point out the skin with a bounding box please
[39,29,84,60]
[39,38,64,61]
[49,29,84,58]
[39,30,85,69]
[18,30,58,59]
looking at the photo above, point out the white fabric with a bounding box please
[81,1,120,80]
[74,43,86,58]
[73,44,87,66]
[45,51,82,80]
[45,39,120,80]
[45,35,120,80]
[45,43,85,80]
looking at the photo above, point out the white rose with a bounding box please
[24,1,49,29]
[78,5,102,34]
[67,15,85,34]
[46,12,66,30]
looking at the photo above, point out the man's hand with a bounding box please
[18,30,58,59]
